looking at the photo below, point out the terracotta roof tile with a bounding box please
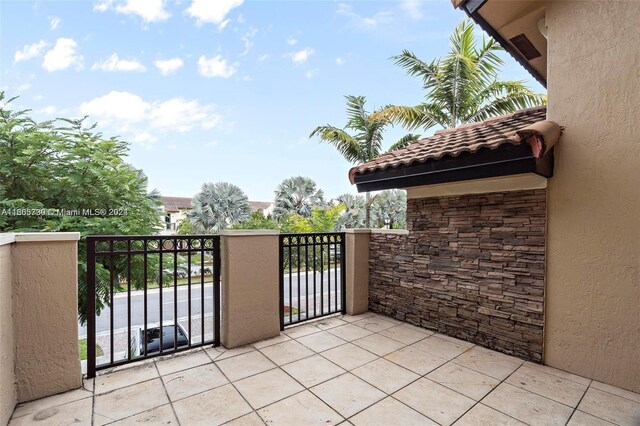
[350,106,552,183]
[161,196,193,212]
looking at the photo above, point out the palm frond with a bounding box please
[310,124,363,163]
[387,133,421,152]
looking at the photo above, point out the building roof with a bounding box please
[249,201,273,212]
[161,196,193,213]
[350,106,561,192]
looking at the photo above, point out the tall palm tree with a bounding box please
[273,176,324,220]
[373,20,546,130]
[310,95,420,227]
[187,182,251,233]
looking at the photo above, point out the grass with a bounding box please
[79,338,103,361]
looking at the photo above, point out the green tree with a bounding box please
[176,218,195,235]
[373,20,546,130]
[335,193,366,229]
[310,95,420,227]
[273,176,324,220]
[187,182,251,233]
[231,210,278,230]
[0,94,162,323]
[371,190,407,229]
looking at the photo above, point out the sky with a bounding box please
[0,0,544,202]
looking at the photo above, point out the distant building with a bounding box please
[159,196,274,235]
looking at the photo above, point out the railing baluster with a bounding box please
[143,239,148,358]
[127,239,131,361]
[288,239,292,325]
[297,238,301,323]
[313,236,317,318]
[320,237,324,316]
[201,238,205,345]
[305,237,309,321]
[109,242,115,365]
[334,238,338,313]
[187,245,192,347]
[173,245,178,351]
[159,239,163,354]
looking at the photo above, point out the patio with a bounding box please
[9,312,640,426]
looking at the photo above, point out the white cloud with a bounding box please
[42,38,82,71]
[336,56,346,65]
[240,27,258,56]
[400,0,423,20]
[186,0,243,28]
[95,0,170,23]
[337,3,392,28]
[78,91,222,145]
[286,37,298,46]
[291,47,315,64]
[49,16,61,30]
[92,53,146,72]
[14,40,48,63]
[305,69,318,79]
[154,58,184,75]
[198,55,236,78]
[258,54,269,62]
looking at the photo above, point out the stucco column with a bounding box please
[11,232,82,402]
[220,230,280,348]
[344,229,371,315]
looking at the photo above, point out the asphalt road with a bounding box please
[79,268,342,337]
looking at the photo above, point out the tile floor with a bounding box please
[9,312,640,426]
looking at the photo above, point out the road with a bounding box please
[79,268,341,337]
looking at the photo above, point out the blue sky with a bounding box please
[1,0,544,202]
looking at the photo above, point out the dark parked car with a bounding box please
[132,323,189,356]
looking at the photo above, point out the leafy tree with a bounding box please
[187,182,251,233]
[273,176,324,220]
[230,210,278,230]
[310,95,420,227]
[373,20,546,130]
[335,193,366,229]
[0,93,162,324]
[371,190,407,229]
[176,218,196,235]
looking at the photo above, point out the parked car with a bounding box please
[130,322,189,356]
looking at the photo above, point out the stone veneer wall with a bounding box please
[369,189,546,361]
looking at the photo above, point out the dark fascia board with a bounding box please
[353,143,554,192]
[459,0,547,88]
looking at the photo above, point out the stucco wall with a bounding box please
[12,238,82,402]
[0,242,16,426]
[545,2,640,392]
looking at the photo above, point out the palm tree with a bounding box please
[310,95,420,227]
[273,176,324,220]
[373,20,546,130]
[187,182,251,233]
[335,193,366,229]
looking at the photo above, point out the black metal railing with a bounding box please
[279,233,346,329]
[86,235,221,378]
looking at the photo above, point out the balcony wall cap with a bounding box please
[219,230,280,236]
[342,229,372,234]
[13,232,81,243]
[370,229,409,235]
[0,233,16,246]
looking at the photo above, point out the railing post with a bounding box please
[220,230,280,348]
[344,229,371,315]
[86,237,96,379]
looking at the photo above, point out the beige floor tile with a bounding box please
[353,333,405,357]
[283,323,322,339]
[454,404,527,426]
[352,358,420,394]
[234,368,304,409]
[567,410,616,425]
[252,333,291,350]
[378,323,433,345]
[82,377,94,392]
[321,343,379,371]
[9,397,93,426]
[163,362,229,401]
[224,412,265,425]
[258,390,343,425]
[11,387,93,418]
[506,364,588,407]
[111,404,178,425]
[216,351,276,382]
[384,346,448,375]
[578,387,640,425]
[282,354,346,388]
[327,324,374,342]
[453,346,523,380]
[410,336,470,360]
[297,331,347,352]
[207,345,254,361]
[393,378,475,426]
[156,350,211,376]
[93,413,113,425]
[310,373,385,418]
[432,333,475,348]
[94,362,158,394]
[427,362,500,400]
[483,383,573,426]
[94,378,169,423]
[591,381,640,403]
[315,316,349,330]
[341,312,376,323]
[259,340,314,366]
[173,384,253,425]
[523,361,591,386]
[350,397,437,426]
[353,317,397,333]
